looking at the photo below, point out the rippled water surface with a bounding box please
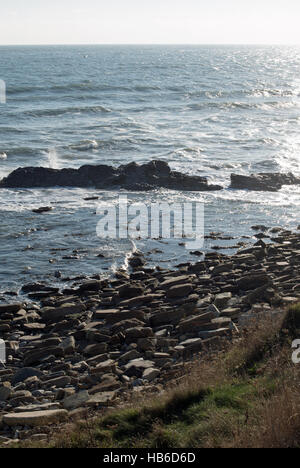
[0,45,299,294]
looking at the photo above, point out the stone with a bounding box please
[32,206,53,214]
[83,343,108,356]
[85,391,116,407]
[198,328,231,339]
[124,359,155,377]
[160,275,192,289]
[42,303,85,322]
[124,327,153,343]
[0,383,11,401]
[119,350,142,363]
[90,359,116,375]
[214,292,232,310]
[44,376,71,388]
[3,410,68,427]
[0,303,22,315]
[61,336,76,354]
[137,338,156,352]
[120,294,161,308]
[96,309,146,324]
[63,391,90,410]
[150,308,186,327]
[79,280,101,292]
[23,347,64,366]
[142,368,160,382]
[89,377,120,394]
[179,338,203,353]
[118,285,145,299]
[230,172,300,192]
[237,273,269,291]
[166,284,193,298]
[14,402,61,413]
[12,368,44,385]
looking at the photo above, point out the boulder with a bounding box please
[63,391,90,410]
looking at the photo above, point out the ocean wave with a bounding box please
[5,147,40,157]
[9,82,163,95]
[69,140,99,151]
[22,105,111,117]
[186,100,297,111]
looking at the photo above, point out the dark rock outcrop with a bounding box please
[0,160,223,191]
[230,172,300,192]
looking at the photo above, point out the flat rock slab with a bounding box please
[0,303,22,315]
[14,403,61,413]
[3,409,68,427]
[85,391,116,407]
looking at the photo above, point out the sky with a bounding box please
[1,0,300,45]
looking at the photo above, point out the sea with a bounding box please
[0,45,299,296]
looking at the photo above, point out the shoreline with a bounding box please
[0,225,300,442]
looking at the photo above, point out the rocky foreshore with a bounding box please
[1,159,299,192]
[0,226,300,444]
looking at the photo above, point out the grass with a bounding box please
[7,304,300,448]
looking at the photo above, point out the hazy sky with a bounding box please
[1,0,300,45]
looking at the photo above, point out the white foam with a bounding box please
[46,148,59,169]
[71,140,99,151]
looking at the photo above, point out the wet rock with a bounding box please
[32,206,53,214]
[0,160,223,192]
[230,172,300,192]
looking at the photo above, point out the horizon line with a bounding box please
[0,42,299,47]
